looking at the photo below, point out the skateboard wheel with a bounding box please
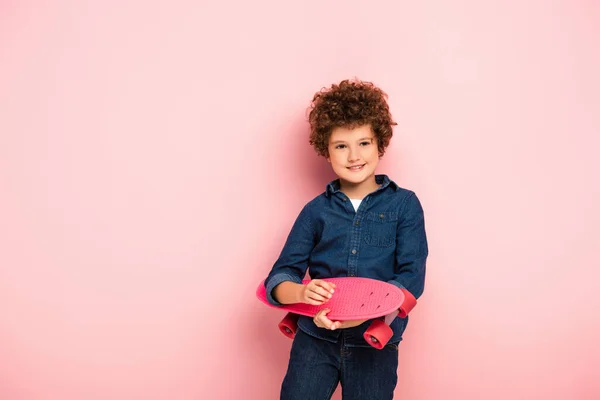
[398,288,417,318]
[363,319,393,350]
[278,313,299,339]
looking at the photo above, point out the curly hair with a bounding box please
[308,79,397,157]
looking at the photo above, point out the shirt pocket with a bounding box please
[363,211,398,248]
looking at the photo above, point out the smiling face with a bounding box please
[327,124,380,197]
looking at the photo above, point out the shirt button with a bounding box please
[351,249,357,254]
[343,198,347,202]
[349,273,355,277]
[355,220,360,225]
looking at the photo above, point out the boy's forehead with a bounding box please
[329,124,374,141]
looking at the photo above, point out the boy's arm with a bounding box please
[388,192,429,316]
[264,205,318,305]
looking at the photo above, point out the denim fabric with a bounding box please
[264,175,428,347]
[281,329,399,400]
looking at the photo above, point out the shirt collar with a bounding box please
[325,174,399,196]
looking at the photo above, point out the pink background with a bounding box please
[1,1,599,399]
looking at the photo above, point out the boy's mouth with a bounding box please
[347,164,366,171]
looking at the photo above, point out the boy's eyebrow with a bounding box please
[331,136,374,144]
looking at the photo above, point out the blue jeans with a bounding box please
[281,329,399,400]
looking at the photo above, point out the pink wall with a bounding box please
[1,1,599,399]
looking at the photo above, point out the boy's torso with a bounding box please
[298,175,414,346]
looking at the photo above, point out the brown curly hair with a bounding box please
[308,79,397,157]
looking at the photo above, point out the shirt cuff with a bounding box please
[265,273,303,306]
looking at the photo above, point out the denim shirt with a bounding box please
[264,175,428,347]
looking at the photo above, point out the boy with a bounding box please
[264,79,428,400]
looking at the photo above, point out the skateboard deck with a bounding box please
[256,277,415,349]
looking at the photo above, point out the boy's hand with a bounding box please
[300,279,336,305]
[313,309,367,330]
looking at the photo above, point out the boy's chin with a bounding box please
[338,174,373,185]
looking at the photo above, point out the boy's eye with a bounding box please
[360,141,371,146]
[335,144,347,149]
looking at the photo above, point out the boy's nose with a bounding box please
[348,147,360,162]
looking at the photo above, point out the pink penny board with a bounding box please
[256,277,405,320]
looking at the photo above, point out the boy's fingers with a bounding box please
[322,318,334,330]
[306,292,328,304]
[314,309,332,328]
[319,311,336,330]
[316,309,330,318]
[307,293,327,303]
[311,286,332,299]
[314,280,335,294]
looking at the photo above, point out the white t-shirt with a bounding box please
[349,198,362,211]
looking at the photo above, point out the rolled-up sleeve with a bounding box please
[264,205,318,305]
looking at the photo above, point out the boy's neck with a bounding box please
[339,176,380,199]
